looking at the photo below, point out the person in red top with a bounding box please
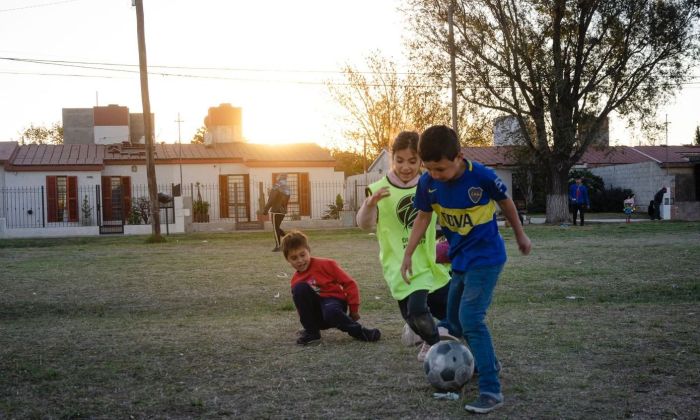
[281,230,381,345]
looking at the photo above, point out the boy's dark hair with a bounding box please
[418,125,460,162]
[281,230,310,258]
[391,131,419,154]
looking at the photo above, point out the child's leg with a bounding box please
[270,212,285,250]
[446,272,464,339]
[428,283,458,336]
[320,297,379,341]
[457,265,504,398]
[398,290,440,345]
[291,282,323,336]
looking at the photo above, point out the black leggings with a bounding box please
[397,283,449,345]
[270,212,286,247]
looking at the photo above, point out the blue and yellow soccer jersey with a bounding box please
[414,159,508,271]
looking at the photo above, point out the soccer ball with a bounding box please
[400,323,423,346]
[424,340,474,391]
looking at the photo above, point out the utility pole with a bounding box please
[134,0,162,240]
[665,114,670,175]
[448,1,459,137]
[176,112,183,188]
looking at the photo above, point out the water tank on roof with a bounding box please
[204,103,243,143]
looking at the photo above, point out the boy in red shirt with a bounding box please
[281,230,381,345]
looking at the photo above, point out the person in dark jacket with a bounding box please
[569,177,590,226]
[263,174,291,251]
[652,187,667,220]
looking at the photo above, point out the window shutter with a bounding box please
[67,176,79,222]
[101,176,112,221]
[121,177,132,219]
[46,176,58,222]
[243,174,251,220]
[299,173,310,216]
[219,175,229,218]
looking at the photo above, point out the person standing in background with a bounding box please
[652,187,667,220]
[263,174,290,251]
[569,177,590,226]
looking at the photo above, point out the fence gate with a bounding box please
[99,177,127,234]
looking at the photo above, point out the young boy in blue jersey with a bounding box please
[401,125,531,414]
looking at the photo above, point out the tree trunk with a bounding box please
[545,166,571,224]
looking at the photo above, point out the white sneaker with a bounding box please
[438,326,459,342]
[401,323,423,347]
[417,342,431,362]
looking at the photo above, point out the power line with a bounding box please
[0,0,82,13]
[1,56,699,89]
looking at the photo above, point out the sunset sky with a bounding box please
[0,0,698,148]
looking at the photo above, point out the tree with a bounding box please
[327,51,489,161]
[407,0,700,223]
[694,125,700,146]
[191,125,206,144]
[329,148,365,177]
[18,122,63,145]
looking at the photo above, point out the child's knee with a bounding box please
[292,282,314,298]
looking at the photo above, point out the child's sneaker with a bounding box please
[437,326,459,342]
[401,323,423,346]
[464,394,503,414]
[417,342,431,362]
[359,328,381,342]
[296,331,321,346]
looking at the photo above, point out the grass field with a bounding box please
[1,222,699,419]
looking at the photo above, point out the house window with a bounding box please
[46,175,78,223]
[101,176,132,222]
[219,174,250,221]
[272,172,310,217]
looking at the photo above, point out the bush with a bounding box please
[323,194,344,220]
[590,186,634,212]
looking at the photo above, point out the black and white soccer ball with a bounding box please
[424,340,474,391]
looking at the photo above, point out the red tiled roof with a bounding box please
[0,141,18,161]
[578,146,649,165]
[11,144,104,166]
[462,146,519,166]
[629,146,700,164]
[5,142,335,170]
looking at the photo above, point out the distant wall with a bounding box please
[590,162,674,207]
[63,108,94,145]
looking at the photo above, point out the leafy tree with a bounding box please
[406,0,700,223]
[18,122,63,145]
[694,125,700,146]
[327,51,489,160]
[329,148,365,176]
[191,126,206,144]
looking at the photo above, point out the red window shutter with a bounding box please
[46,176,58,222]
[219,175,229,218]
[67,176,78,222]
[243,174,251,220]
[121,177,132,219]
[101,176,112,221]
[299,173,310,216]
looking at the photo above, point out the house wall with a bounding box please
[94,126,129,144]
[62,108,95,145]
[103,163,344,220]
[3,171,102,188]
[590,162,674,210]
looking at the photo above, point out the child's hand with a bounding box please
[400,255,413,284]
[367,187,390,206]
[349,312,361,321]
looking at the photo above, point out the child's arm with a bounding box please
[356,186,390,230]
[329,260,361,319]
[401,210,433,284]
[498,197,532,255]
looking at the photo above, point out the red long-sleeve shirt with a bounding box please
[290,257,361,314]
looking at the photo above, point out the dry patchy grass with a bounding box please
[1,223,699,419]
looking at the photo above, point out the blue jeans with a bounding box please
[447,264,504,397]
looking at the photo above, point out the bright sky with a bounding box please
[0,0,698,148]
